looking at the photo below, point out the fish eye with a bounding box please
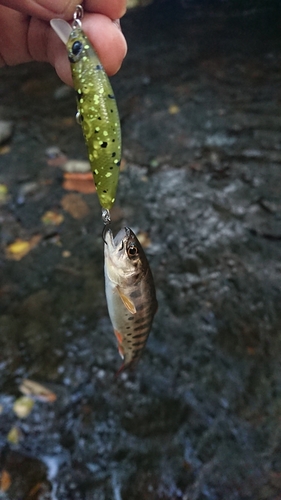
[72,41,83,56]
[127,244,138,258]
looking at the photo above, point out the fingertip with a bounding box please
[53,50,73,86]
[47,29,73,85]
[49,12,127,84]
[82,14,127,75]
[84,0,127,21]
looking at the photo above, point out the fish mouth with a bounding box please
[104,227,131,250]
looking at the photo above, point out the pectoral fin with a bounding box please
[116,286,136,314]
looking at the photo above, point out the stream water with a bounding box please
[0,1,281,498]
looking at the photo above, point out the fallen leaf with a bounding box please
[6,240,30,260]
[61,193,90,219]
[41,210,64,226]
[13,396,34,418]
[137,231,151,248]
[63,172,96,194]
[5,235,41,261]
[0,145,11,155]
[0,470,11,492]
[0,183,9,205]
[168,104,180,115]
[62,250,71,258]
[7,426,21,445]
[27,482,44,499]
[19,379,57,403]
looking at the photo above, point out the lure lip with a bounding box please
[50,18,72,45]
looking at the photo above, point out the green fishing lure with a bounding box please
[51,11,121,212]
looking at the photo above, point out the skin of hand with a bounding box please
[0,0,127,85]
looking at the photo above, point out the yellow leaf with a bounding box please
[168,104,180,115]
[0,183,9,205]
[62,250,71,258]
[5,235,41,261]
[7,240,30,257]
[41,210,64,226]
[136,231,151,248]
[19,379,57,403]
[13,396,34,418]
[7,426,21,445]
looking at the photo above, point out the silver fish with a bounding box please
[104,227,157,371]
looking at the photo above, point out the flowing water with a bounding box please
[0,1,281,498]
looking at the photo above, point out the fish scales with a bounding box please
[67,27,122,211]
[104,227,157,370]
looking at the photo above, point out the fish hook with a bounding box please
[102,225,108,244]
[102,208,111,244]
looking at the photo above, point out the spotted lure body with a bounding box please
[104,227,158,371]
[51,14,121,211]
[68,28,121,210]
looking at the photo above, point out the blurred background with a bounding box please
[0,0,281,498]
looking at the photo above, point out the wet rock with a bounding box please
[62,160,90,173]
[0,450,51,499]
[53,85,72,100]
[19,290,53,321]
[0,2,281,499]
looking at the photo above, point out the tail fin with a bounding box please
[115,358,139,378]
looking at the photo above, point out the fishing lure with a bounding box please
[104,227,158,371]
[51,6,122,212]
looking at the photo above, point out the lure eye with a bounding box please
[68,40,83,62]
[127,244,139,258]
[72,40,83,56]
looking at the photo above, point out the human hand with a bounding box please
[0,0,127,85]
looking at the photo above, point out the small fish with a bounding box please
[51,16,122,211]
[104,227,157,371]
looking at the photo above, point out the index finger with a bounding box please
[0,0,127,21]
[83,0,127,20]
